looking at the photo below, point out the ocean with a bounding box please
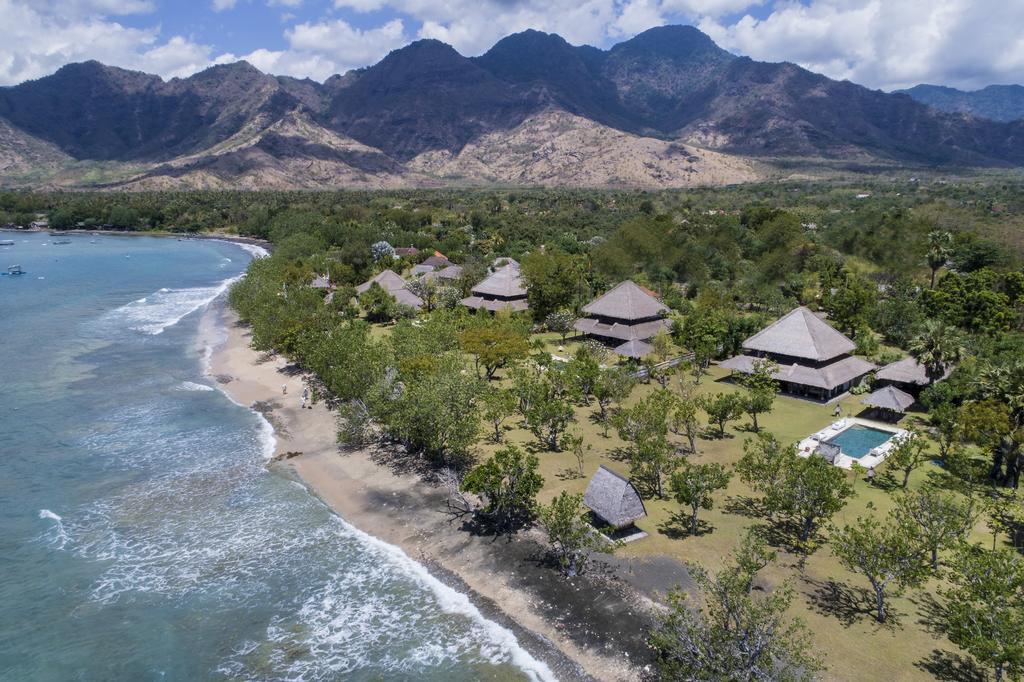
[0,233,551,681]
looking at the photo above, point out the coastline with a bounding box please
[0,226,273,253]
[206,304,657,682]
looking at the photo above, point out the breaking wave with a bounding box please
[101,277,238,335]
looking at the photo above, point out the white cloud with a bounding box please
[0,0,224,85]
[211,0,236,11]
[699,0,1024,91]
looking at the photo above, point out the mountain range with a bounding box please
[1,25,1023,190]
[898,84,1024,123]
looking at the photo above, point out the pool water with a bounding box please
[826,424,895,459]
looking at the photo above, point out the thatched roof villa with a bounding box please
[573,281,672,358]
[410,252,454,277]
[355,269,424,309]
[875,356,951,392]
[584,465,646,531]
[720,306,875,401]
[861,384,916,419]
[461,261,528,313]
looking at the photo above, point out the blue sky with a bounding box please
[2,1,1022,91]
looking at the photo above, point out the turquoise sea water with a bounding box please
[0,234,548,681]
[826,424,894,459]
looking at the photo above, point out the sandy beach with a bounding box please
[206,305,660,682]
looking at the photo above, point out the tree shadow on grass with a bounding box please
[556,467,585,481]
[722,494,770,519]
[868,471,901,493]
[803,577,898,629]
[657,511,713,540]
[915,650,986,682]
[607,446,632,463]
[912,590,951,637]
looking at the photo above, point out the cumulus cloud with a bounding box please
[700,0,1024,91]
[1,0,1021,91]
[233,18,407,80]
[0,0,226,84]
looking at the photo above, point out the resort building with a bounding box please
[461,261,528,313]
[720,306,875,401]
[584,465,647,535]
[421,263,464,284]
[875,356,949,393]
[309,274,331,290]
[355,269,424,309]
[573,280,672,358]
[410,252,454,277]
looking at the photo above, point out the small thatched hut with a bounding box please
[355,269,424,309]
[461,262,528,313]
[583,465,647,530]
[573,281,671,358]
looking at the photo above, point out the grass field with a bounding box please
[480,358,992,682]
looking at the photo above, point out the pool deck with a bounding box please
[797,417,909,470]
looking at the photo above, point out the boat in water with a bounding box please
[51,240,72,245]
[0,240,14,246]
[2,265,24,276]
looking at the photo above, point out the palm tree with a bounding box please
[909,319,963,384]
[926,230,953,289]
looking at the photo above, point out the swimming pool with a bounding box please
[826,424,896,459]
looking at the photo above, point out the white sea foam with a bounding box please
[211,239,268,260]
[178,381,215,392]
[38,509,69,549]
[102,276,239,335]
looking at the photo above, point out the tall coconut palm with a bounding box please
[927,230,953,289]
[909,319,963,384]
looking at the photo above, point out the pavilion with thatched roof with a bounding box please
[875,356,950,394]
[573,281,671,358]
[720,306,875,401]
[461,262,528,313]
[862,384,915,420]
[355,269,424,309]
[584,465,647,532]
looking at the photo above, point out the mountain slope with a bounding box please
[1,26,1023,190]
[899,84,1024,122]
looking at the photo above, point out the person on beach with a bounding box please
[282,383,287,395]
[301,386,309,409]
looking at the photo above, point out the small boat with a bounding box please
[0,240,14,246]
[51,240,71,245]
[2,265,24,276]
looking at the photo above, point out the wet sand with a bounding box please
[207,306,659,682]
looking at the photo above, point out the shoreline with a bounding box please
[205,305,657,681]
[1,226,273,252]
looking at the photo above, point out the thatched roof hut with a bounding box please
[743,306,855,362]
[310,274,331,290]
[862,385,915,413]
[584,465,647,529]
[719,306,874,401]
[574,281,671,344]
[876,356,950,387]
[356,269,407,295]
[614,338,654,359]
[581,280,668,321]
[355,269,424,309]
[461,262,529,313]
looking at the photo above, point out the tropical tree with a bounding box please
[650,532,821,681]
[462,445,543,532]
[738,358,778,432]
[670,462,732,535]
[767,453,854,545]
[614,389,677,497]
[521,249,580,321]
[700,392,745,438]
[592,366,636,436]
[480,386,517,443]
[544,309,575,343]
[736,432,793,502]
[926,230,953,289]
[538,491,610,576]
[944,546,1024,682]
[831,516,929,623]
[459,324,530,380]
[675,308,728,384]
[671,391,702,454]
[521,367,577,451]
[886,429,931,489]
[894,488,976,569]
[908,319,963,384]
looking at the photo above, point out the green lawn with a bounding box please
[482,361,989,682]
